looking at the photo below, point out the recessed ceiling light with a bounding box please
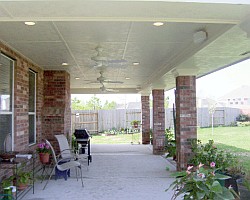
[24,21,36,26]
[153,22,164,27]
[75,77,80,80]
[133,62,140,66]
[125,77,130,80]
[62,62,68,66]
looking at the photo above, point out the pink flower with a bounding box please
[38,143,45,149]
[186,170,191,175]
[198,173,205,179]
[210,162,216,168]
[198,163,204,168]
[187,166,193,171]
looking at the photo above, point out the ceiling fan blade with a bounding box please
[107,59,127,64]
[106,88,119,92]
[102,80,123,84]
[91,46,127,68]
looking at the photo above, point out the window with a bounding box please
[0,53,14,151]
[29,70,36,144]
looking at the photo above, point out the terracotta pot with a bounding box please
[39,153,50,164]
[17,183,28,191]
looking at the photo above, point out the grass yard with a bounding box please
[197,126,250,170]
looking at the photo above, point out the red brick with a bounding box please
[175,76,197,171]
[152,89,165,155]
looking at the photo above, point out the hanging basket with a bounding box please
[39,153,50,164]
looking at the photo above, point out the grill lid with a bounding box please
[74,129,90,139]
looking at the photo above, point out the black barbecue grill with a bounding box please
[74,129,92,165]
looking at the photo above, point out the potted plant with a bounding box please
[10,164,32,191]
[36,141,52,164]
[166,162,239,200]
[1,178,14,200]
[130,120,140,128]
[15,171,32,190]
[238,170,250,199]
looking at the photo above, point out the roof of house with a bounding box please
[219,85,250,100]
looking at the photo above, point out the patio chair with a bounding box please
[42,139,84,190]
[55,134,88,164]
[55,134,76,160]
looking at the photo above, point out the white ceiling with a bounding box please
[0,0,250,94]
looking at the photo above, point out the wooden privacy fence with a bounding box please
[71,107,241,133]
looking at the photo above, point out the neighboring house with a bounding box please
[116,102,141,109]
[196,97,226,108]
[127,102,141,109]
[219,85,250,114]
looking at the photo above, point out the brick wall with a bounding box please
[43,71,71,151]
[0,42,44,180]
[141,96,150,144]
[0,42,44,151]
[152,89,165,154]
[175,76,197,171]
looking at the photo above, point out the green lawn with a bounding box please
[198,126,250,151]
[197,126,250,170]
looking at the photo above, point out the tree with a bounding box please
[71,97,85,110]
[71,96,117,110]
[85,96,102,110]
[165,96,169,108]
[102,100,116,110]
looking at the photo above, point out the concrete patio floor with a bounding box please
[25,144,178,200]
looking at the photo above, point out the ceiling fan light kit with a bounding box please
[91,46,127,69]
[193,30,207,44]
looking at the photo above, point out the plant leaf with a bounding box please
[214,187,235,200]
[211,181,223,194]
[170,171,187,178]
[196,191,205,199]
[215,173,231,180]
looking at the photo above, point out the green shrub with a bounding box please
[237,121,250,126]
[236,114,249,122]
[165,129,176,158]
[189,139,238,172]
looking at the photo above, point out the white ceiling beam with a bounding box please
[0,17,240,24]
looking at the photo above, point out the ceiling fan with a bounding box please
[95,71,123,84]
[100,83,119,93]
[91,46,127,68]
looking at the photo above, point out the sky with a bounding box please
[72,58,250,104]
[196,58,250,99]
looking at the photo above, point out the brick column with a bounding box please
[42,71,71,151]
[141,96,150,144]
[152,89,165,154]
[175,76,197,171]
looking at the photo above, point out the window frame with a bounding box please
[0,53,14,151]
[28,69,36,145]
